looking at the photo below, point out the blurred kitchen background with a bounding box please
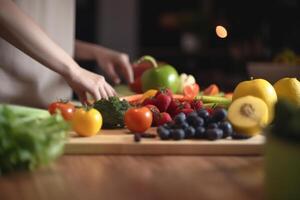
[75,0,300,92]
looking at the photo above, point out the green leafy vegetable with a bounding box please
[0,105,70,175]
[93,96,131,129]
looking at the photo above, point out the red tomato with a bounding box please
[124,107,153,133]
[48,101,75,121]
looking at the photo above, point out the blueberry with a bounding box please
[186,112,198,124]
[207,122,218,129]
[191,116,205,128]
[174,113,186,124]
[180,122,189,129]
[219,121,233,138]
[206,128,223,140]
[134,133,141,142]
[157,126,171,140]
[172,129,185,140]
[184,126,196,139]
[210,108,227,123]
[197,109,210,121]
[195,127,206,139]
[163,122,171,129]
[231,132,252,140]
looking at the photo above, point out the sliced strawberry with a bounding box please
[183,83,199,99]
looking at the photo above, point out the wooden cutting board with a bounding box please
[64,128,265,155]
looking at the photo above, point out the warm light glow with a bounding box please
[216,25,228,38]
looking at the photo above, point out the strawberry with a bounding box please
[181,108,194,115]
[191,99,203,110]
[206,107,213,114]
[157,112,172,126]
[142,97,157,106]
[167,99,180,117]
[182,101,191,109]
[155,93,171,112]
[155,88,173,99]
[145,104,160,126]
[173,101,191,115]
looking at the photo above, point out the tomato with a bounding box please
[48,101,75,121]
[72,108,103,137]
[124,107,153,133]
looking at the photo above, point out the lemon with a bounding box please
[273,78,300,107]
[228,96,269,136]
[232,79,277,123]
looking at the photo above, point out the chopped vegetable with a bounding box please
[93,96,131,129]
[0,104,70,175]
[203,84,219,96]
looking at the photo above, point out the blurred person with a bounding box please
[0,0,133,108]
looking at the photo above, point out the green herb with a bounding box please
[0,105,70,175]
[93,96,131,129]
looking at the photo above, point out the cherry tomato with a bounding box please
[124,107,153,133]
[72,108,102,137]
[48,101,75,121]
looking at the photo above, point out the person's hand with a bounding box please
[65,66,116,104]
[94,47,134,85]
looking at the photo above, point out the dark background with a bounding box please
[75,0,300,92]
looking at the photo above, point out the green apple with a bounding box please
[140,56,179,93]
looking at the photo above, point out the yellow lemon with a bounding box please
[232,79,277,123]
[273,78,300,107]
[228,96,269,136]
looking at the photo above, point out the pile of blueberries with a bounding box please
[157,108,250,141]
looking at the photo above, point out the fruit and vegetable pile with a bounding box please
[45,56,300,143]
[2,54,300,174]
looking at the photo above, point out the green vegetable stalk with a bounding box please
[0,105,70,175]
[196,95,231,108]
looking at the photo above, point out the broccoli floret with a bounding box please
[93,96,131,129]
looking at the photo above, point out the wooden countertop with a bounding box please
[0,155,264,200]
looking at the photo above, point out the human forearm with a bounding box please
[74,40,100,61]
[75,40,134,83]
[0,0,79,77]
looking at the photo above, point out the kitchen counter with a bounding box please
[0,155,263,200]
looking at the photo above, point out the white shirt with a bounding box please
[0,0,75,108]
